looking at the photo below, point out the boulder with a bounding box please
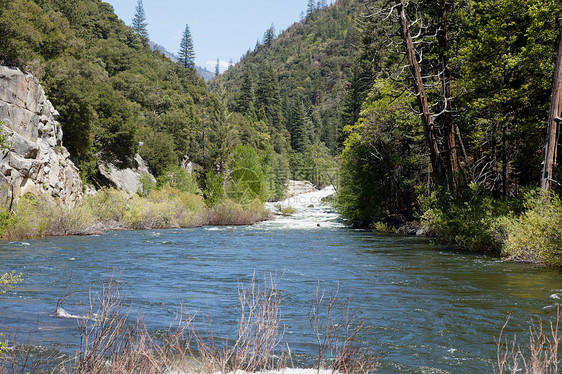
[99,154,154,196]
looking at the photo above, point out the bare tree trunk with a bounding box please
[541,30,562,192]
[398,1,446,187]
[438,0,458,191]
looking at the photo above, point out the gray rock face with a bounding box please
[0,66,82,205]
[99,154,154,196]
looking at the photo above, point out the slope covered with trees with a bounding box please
[218,0,368,185]
[0,0,291,204]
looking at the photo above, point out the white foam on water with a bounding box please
[54,307,100,321]
[261,186,342,230]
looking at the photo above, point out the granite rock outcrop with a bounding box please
[0,66,82,205]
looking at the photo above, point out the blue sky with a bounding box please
[103,0,316,73]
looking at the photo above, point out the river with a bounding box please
[0,187,561,373]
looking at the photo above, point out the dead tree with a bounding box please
[396,1,446,188]
[541,29,562,192]
[437,0,458,191]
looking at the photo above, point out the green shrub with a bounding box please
[208,199,270,225]
[419,184,510,252]
[496,190,562,267]
[85,188,129,222]
[3,194,94,239]
[156,165,199,194]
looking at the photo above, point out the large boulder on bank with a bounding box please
[0,66,82,205]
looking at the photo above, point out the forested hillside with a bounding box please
[218,0,368,184]
[0,0,293,202]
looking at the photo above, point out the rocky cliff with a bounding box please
[0,66,82,205]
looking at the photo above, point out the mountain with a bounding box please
[149,42,215,82]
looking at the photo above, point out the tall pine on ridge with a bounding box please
[132,0,149,42]
[179,24,195,69]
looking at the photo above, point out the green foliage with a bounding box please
[419,184,512,252]
[221,0,364,155]
[137,172,156,197]
[178,24,195,69]
[496,191,562,267]
[2,0,215,182]
[132,0,149,42]
[457,0,561,191]
[2,193,95,239]
[207,199,270,225]
[123,185,206,229]
[139,132,177,177]
[156,165,199,194]
[338,80,426,224]
[227,145,267,203]
[0,271,22,295]
[203,171,225,207]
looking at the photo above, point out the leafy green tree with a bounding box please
[178,24,195,69]
[227,145,267,203]
[132,0,149,42]
[139,131,176,176]
[457,0,560,193]
[338,80,426,223]
[307,0,316,17]
[157,165,199,194]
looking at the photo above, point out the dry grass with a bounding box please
[309,285,380,374]
[495,308,561,374]
[0,187,272,240]
[207,199,271,226]
[1,274,377,374]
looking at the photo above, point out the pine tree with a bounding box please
[263,24,275,47]
[236,68,254,114]
[178,24,195,69]
[215,58,220,77]
[132,0,149,42]
[306,0,316,17]
[288,98,309,153]
[255,65,282,129]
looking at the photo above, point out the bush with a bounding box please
[156,165,199,194]
[2,194,95,239]
[419,184,510,252]
[207,199,270,225]
[496,190,562,267]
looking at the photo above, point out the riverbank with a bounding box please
[0,186,271,240]
[366,189,562,268]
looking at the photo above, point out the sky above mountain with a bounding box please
[104,0,325,73]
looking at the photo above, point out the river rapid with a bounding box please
[0,187,561,373]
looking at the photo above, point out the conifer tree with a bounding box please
[178,24,195,69]
[263,24,275,47]
[306,0,316,17]
[132,0,149,42]
[255,65,282,129]
[215,58,220,77]
[236,68,254,114]
[288,98,309,153]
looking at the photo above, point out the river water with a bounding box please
[0,187,561,373]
